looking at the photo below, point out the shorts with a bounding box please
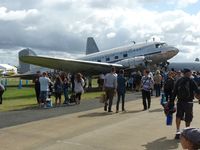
[40,91,48,103]
[176,102,193,123]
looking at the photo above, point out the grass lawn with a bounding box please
[0,87,103,112]
[1,78,34,86]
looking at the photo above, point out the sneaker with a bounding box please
[175,132,181,139]
[108,110,113,112]
[122,109,127,112]
[116,110,119,113]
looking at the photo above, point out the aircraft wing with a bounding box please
[19,56,124,75]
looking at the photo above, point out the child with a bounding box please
[180,127,200,150]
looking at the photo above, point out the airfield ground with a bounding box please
[1,92,200,150]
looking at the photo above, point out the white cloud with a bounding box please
[182,35,200,45]
[0,7,39,21]
[0,1,200,64]
[177,0,198,8]
[106,32,116,39]
[170,44,200,62]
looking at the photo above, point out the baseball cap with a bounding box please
[182,68,191,74]
[181,127,200,146]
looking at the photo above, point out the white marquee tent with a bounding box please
[0,64,17,75]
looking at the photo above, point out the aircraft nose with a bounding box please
[164,46,179,60]
[173,47,179,54]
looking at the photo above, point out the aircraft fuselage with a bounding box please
[81,41,179,68]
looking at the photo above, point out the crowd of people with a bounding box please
[100,67,200,143]
[33,68,200,114]
[34,71,85,108]
[1,65,200,146]
[138,68,200,141]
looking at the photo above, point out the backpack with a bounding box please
[177,79,190,100]
[142,77,153,91]
[164,78,173,91]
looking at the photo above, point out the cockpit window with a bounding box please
[155,43,167,48]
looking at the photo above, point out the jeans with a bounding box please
[142,90,151,110]
[155,84,161,97]
[116,93,125,111]
[63,88,69,103]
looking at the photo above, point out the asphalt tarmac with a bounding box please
[0,92,200,150]
[0,92,141,129]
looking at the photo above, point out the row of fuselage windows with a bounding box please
[95,53,128,62]
[88,47,144,62]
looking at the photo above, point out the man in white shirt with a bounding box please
[103,67,117,112]
[39,72,51,107]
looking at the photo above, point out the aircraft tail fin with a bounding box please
[86,37,99,55]
[18,48,37,74]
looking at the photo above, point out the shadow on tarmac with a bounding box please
[78,112,112,118]
[78,109,144,117]
[142,137,179,150]
[125,110,143,114]
[148,108,163,113]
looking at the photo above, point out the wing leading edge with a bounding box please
[19,56,124,75]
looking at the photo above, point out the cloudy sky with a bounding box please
[0,0,200,65]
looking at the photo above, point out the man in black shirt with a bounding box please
[0,83,5,104]
[170,68,199,139]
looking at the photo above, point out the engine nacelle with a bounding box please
[116,56,146,68]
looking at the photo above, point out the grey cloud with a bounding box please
[0,20,85,53]
[81,0,140,9]
[0,0,41,10]
[182,35,200,46]
[86,0,116,9]
[140,0,165,3]
[0,0,200,65]
[96,28,133,50]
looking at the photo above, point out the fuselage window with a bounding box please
[115,56,118,59]
[106,57,110,61]
[97,60,101,62]
[123,54,128,57]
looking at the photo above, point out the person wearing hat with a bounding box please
[170,68,199,139]
[180,127,200,149]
